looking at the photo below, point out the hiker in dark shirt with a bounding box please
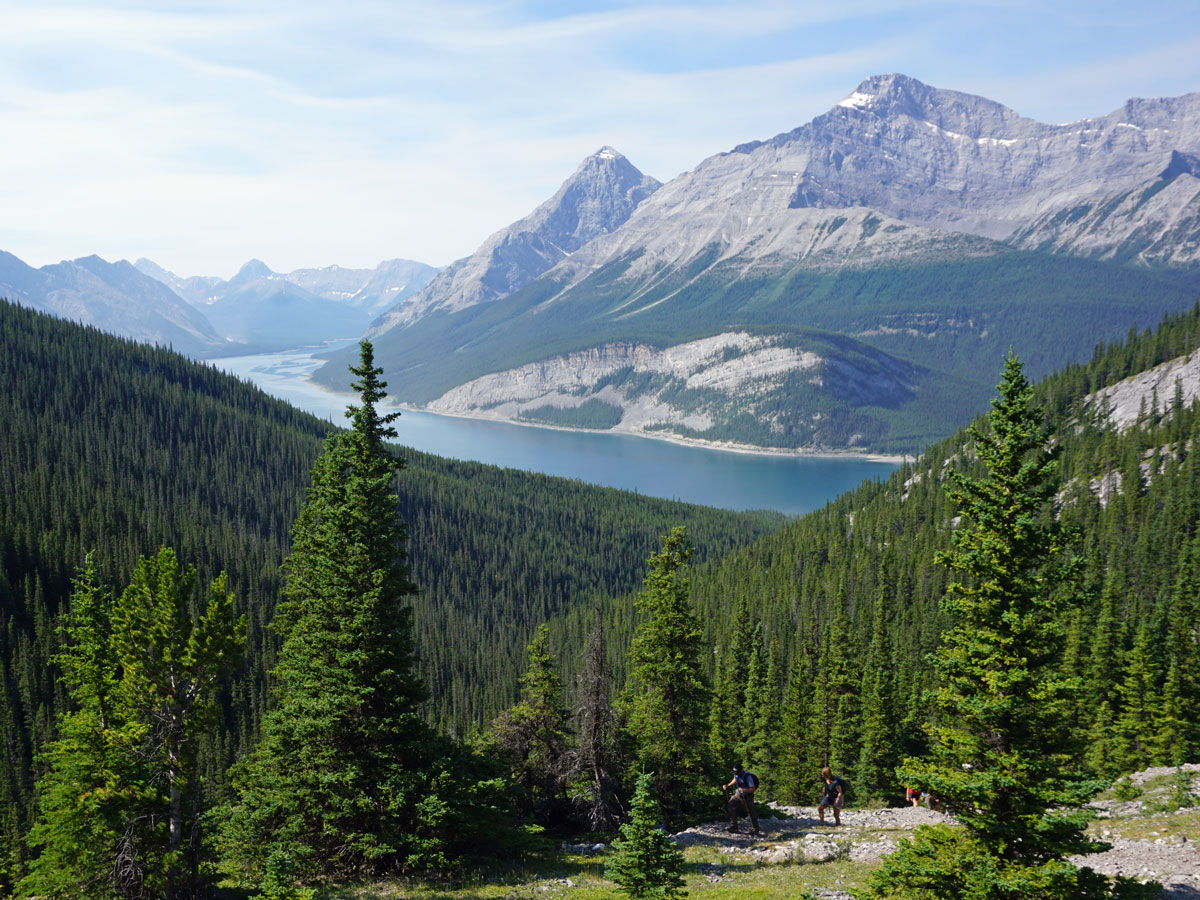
[818,766,845,826]
[723,764,760,834]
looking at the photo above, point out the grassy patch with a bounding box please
[1089,808,1200,843]
[301,843,882,900]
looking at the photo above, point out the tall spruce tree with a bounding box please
[621,527,710,824]
[1164,540,1200,759]
[777,638,817,804]
[746,639,783,795]
[21,550,242,900]
[20,556,139,900]
[490,624,572,826]
[737,626,766,766]
[865,354,1137,900]
[708,595,751,764]
[807,599,857,784]
[223,341,437,880]
[1113,624,1160,773]
[826,585,860,783]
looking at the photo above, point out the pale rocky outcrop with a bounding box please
[668,770,1200,897]
[426,332,825,435]
[1085,347,1200,432]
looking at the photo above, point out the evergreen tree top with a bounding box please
[346,339,401,452]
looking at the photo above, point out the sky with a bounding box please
[2,1,1199,279]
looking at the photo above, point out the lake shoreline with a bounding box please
[220,343,910,464]
[208,345,904,514]
[390,401,913,464]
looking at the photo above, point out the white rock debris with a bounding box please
[667,772,1200,898]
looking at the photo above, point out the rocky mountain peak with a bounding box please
[837,72,924,110]
[585,145,624,163]
[366,147,661,333]
[134,257,172,281]
[835,73,1029,138]
[571,146,638,181]
[229,259,275,286]
[71,254,157,287]
[537,146,662,253]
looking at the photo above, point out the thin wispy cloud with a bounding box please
[0,0,1196,276]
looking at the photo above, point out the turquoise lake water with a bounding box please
[209,345,902,516]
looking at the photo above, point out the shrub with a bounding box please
[605,774,686,900]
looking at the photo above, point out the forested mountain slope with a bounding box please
[0,298,783,877]
[345,250,1200,453]
[544,306,1200,806]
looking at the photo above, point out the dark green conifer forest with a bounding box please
[0,299,781,887]
[665,309,1200,810]
[2,294,1199,894]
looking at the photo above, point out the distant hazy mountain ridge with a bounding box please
[257,258,437,318]
[0,251,225,355]
[0,249,439,357]
[134,256,438,350]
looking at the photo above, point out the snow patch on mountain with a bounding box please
[839,90,874,110]
[537,74,1200,304]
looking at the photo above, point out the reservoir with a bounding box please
[210,344,902,516]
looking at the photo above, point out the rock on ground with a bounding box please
[671,783,1200,899]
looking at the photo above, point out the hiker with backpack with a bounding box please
[722,764,760,834]
[818,767,846,826]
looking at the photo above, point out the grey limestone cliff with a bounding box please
[1011,153,1200,266]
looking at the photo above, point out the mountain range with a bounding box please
[134,256,437,351]
[0,251,437,356]
[4,73,1199,453]
[0,251,227,356]
[135,256,437,322]
[316,73,1200,454]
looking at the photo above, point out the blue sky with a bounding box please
[1,0,1198,278]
